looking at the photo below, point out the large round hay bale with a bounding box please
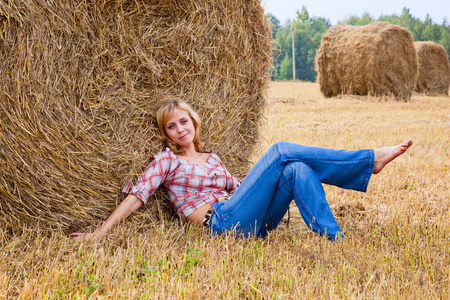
[315,22,418,100]
[414,41,450,95]
[0,0,272,231]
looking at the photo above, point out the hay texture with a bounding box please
[0,0,272,231]
[315,22,418,100]
[414,41,450,95]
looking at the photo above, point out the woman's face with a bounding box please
[165,108,196,149]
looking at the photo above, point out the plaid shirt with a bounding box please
[123,148,241,219]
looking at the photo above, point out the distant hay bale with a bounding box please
[315,22,418,100]
[414,41,450,95]
[0,0,272,231]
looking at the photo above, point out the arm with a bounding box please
[70,150,175,240]
[69,194,143,241]
[224,168,241,192]
[214,153,241,192]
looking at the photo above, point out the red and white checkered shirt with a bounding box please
[123,148,241,219]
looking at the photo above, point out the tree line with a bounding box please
[269,7,450,82]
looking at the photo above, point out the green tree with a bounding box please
[345,15,362,26]
[278,55,293,79]
[439,20,450,60]
[343,13,374,26]
[272,21,292,80]
[267,13,282,79]
[298,6,309,23]
[267,13,280,40]
[423,14,441,41]
[399,8,415,33]
[271,6,330,81]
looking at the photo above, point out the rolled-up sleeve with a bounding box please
[123,151,175,204]
[223,167,241,192]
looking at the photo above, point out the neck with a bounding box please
[181,144,199,158]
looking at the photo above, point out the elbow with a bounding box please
[126,194,145,211]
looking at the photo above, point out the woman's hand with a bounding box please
[69,232,100,241]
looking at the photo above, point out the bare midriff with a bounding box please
[185,196,226,226]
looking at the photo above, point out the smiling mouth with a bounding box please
[179,133,188,139]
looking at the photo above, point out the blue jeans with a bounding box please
[209,142,374,240]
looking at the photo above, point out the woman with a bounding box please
[70,98,412,241]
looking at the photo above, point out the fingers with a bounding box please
[69,233,84,241]
[69,232,82,237]
[69,232,91,241]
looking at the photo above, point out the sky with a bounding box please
[261,0,449,26]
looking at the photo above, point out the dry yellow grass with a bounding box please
[1,81,449,299]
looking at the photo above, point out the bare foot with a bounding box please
[373,139,413,174]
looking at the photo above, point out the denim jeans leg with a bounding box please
[259,162,344,240]
[256,173,293,238]
[211,142,374,238]
[258,162,343,240]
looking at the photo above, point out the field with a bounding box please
[1,81,449,299]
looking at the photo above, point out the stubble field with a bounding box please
[1,81,449,299]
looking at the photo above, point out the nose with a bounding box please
[177,124,184,133]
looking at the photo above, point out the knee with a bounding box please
[282,162,313,180]
[268,141,291,155]
[273,141,290,149]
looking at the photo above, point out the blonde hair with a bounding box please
[155,98,204,155]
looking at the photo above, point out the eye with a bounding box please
[167,124,175,129]
[181,119,188,124]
